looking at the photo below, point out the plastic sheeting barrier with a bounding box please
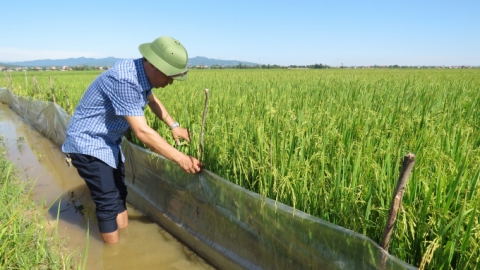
[0,88,69,146]
[0,87,417,270]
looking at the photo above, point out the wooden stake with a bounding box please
[199,88,210,162]
[381,153,416,251]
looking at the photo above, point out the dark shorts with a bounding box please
[69,153,127,233]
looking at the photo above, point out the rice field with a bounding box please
[2,68,480,269]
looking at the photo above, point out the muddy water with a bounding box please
[0,104,214,270]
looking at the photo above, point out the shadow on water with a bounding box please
[48,184,103,243]
[0,104,214,270]
[48,184,158,243]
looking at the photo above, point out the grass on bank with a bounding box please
[0,141,84,269]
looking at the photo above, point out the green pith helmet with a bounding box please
[139,36,188,81]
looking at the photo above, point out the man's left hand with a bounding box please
[171,127,190,146]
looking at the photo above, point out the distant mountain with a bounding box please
[0,62,20,68]
[3,56,259,68]
[188,56,258,67]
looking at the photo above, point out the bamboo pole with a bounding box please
[199,88,210,162]
[381,153,416,251]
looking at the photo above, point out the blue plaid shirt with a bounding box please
[62,58,152,168]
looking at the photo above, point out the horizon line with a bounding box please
[0,56,478,68]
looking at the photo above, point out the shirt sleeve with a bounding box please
[110,77,145,116]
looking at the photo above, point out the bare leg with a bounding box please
[100,210,128,244]
[101,231,119,244]
[117,210,129,229]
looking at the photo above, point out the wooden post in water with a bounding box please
[381,153,416,251]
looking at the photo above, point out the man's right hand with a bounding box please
[177,154,203,174]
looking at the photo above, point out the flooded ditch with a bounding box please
[0,104,214,270]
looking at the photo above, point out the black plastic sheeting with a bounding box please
[0,87,417,270]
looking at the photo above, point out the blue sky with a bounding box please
[1,0,479,66]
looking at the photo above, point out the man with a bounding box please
[62,36,202,244]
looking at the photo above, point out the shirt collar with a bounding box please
[134,58,152,91]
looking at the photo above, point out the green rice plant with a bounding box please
[3,68,480,269]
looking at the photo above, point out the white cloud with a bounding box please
[0,47,103,62]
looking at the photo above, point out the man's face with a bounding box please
[144,60,174,88]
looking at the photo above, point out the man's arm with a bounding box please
[147,93,175,126]
[124,115,202,173]
[147,93,191,145]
